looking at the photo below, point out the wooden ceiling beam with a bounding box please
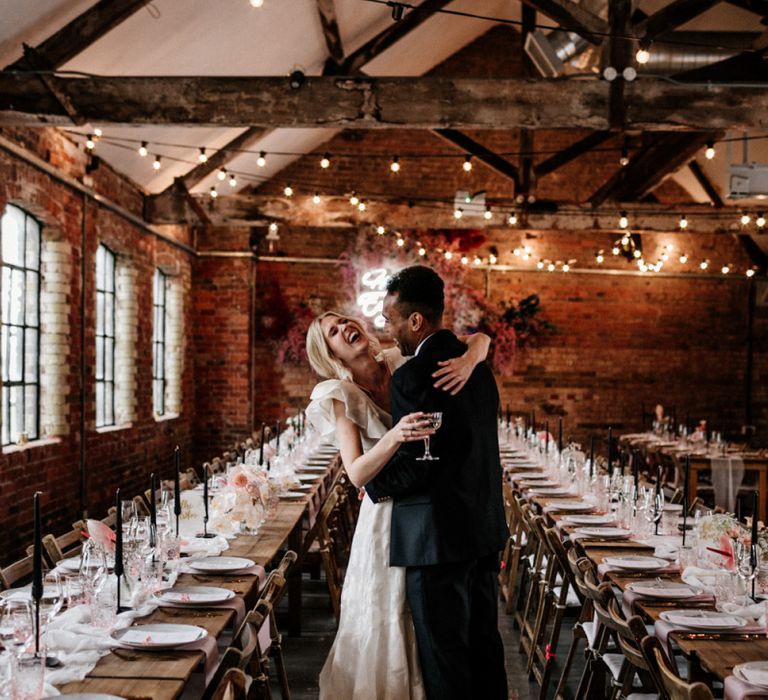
[4,0,153,71]
[330,0,452,75]
[688,159,725,208]
[633,0,721,42]
[534,130,613,177]
[520,0,607,44]
[433,129,519,188]
[724,0,768,19]
[4,75,768,131]
[145,192,751,234]
[317,0,345,67]
[608,0,632,129]
[589,131,719,206]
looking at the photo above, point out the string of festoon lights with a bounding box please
[76,131,762,278]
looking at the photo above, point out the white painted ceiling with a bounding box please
[1,0,767,204]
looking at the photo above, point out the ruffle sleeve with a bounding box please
[306,379,392,447]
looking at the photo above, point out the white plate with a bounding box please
[186,556,255,573]
[663,503,684,512]
[112,623,207,649]
[511,472,548,480]
[297,475,318,482]
[561,514,617,526]
[575,527,631,539]
[154,586,235,606]
[603,555,669,570]
[660,609,747,631]
[626,581,700,599]
[300,466,327,472]
[734,661,768,689]
[47,695,127,699]
[529,488,573,496]
[278,491,307,499]
[547,500,593,512]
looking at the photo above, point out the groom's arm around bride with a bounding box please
[365,265,509,700]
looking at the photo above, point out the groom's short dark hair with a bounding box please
[386,265,444,323]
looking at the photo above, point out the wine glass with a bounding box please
[735,540,759,600]
[415,412,442,462]
[0,599,33,657]
[644,489,664,535]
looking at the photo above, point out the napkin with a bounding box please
[725,674,768,699]
[180,535,230,557]
[119,627,202,645]
[719,600,768,624]
[681,566,720,594]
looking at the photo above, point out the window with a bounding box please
[153,269,168,416]
[95,244,116,427]
[1,204,41,445]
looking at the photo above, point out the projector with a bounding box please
[729,163,768,199]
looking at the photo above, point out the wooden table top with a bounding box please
[678,638,768,681]
[57,677,186,700]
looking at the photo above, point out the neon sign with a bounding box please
[356,268,389,329]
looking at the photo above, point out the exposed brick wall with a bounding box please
[0,135,194,564]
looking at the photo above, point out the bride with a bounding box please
[305,311,490,699]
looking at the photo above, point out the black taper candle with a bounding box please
[149,472,157,548]
[558,417,563,453]
[589,435,595,478]
[174,446,181,537]
[682,455,690,546]
[32,492,42,653]
[532,410,536,435]
[607,426,613,474]
[641,403,645,431]
[259,423,266,465]
[655,465,662,535]
[506,404,511,427]
[115,488,124,612]
[276,420,281,455]
[632,451,639,497]
[752,490,759,546]
[545,421,549,453]
[753,490,759,598]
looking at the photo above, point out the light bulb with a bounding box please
[463,156,472,172]
[349,194,359,206]
[679,215,688,230]
[444,251,453,260]
[85,135,95,150]
[596,253,604,263]
[489,254,497,265]
[283,184,293,197]
[747,269,756,278]
[210,187,218,199]
[461,256,469,265]
[758,213,766,228]
[633,249,642,259]
[562,263,570,272]
[257,151,266,168]
[320,153,331,169]
[547,263,555,272]
[612,246,620,256]
[93,127,103,137]
[249,0,264,7]
[312,193,321,204]
[679,254,688,264]
[376,226,385,235]
[217,168,226,181]
[700,260,709,270]
[229,174,237,187]
[358,201,366,212]
[508,213,518,225]
[666,243,674,251]
[473,256,481,265]
[396,238,404,247]
[619,212,629,229]
[661,253,669,262]
[418,247,426,256]
[537,261,544,270]
[705,143,715,160]
[636,46,651,64]
[721,265,730,274]
[198,148,208,164]
[268,222,278,234]
[741,213,751,226]
[513,248,521,257]
[483,208,492,220]
[138,142,148,157]
[152,155,161,170]
[619,149,629,167]
[390,156,400,173]
[454,209,463,220]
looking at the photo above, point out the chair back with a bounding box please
[0,554,36,590]
[210,667,248,700]
[644,636,715,700]
[201,647,243,700]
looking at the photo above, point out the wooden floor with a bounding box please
[272,573,585,700]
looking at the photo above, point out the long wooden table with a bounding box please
[55,454,341,699]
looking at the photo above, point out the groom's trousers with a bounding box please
[405,552,508,700]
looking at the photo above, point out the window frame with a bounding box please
[95,243,116,428]
[152,268,169,417]
[1,204,41,446]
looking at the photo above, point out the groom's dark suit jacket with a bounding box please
[365,329,508,567]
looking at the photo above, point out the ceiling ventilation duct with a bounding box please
[524,29,590,77]
[633,32,755,74]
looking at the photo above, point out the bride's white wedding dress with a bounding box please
[306,348,425,700]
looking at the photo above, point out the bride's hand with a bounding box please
[393,412,434,443]
[433,356,474,395]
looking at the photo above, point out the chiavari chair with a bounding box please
[644,637,715,700]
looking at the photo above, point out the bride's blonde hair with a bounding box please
[306,311,381,380]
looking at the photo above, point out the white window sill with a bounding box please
[96,422,133,434]
[154,412,180,423]
[3,436,62,455]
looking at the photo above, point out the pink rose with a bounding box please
[229,467,250,489]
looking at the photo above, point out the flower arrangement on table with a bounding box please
[210,465,281,535]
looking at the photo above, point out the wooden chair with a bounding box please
[513,503,542,632]
[499,489,527,614]
[185,467,201,486]
[315,486,346,621]
[202,647,244,700]
[210,667,249,700]
[645,636,715,700]
[518,511,548,657]
[0,554,37,590]
[608,598,662,698]
[39,521,85,567]
[100,510,117,528]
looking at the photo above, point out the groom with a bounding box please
[366,265,509,700]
